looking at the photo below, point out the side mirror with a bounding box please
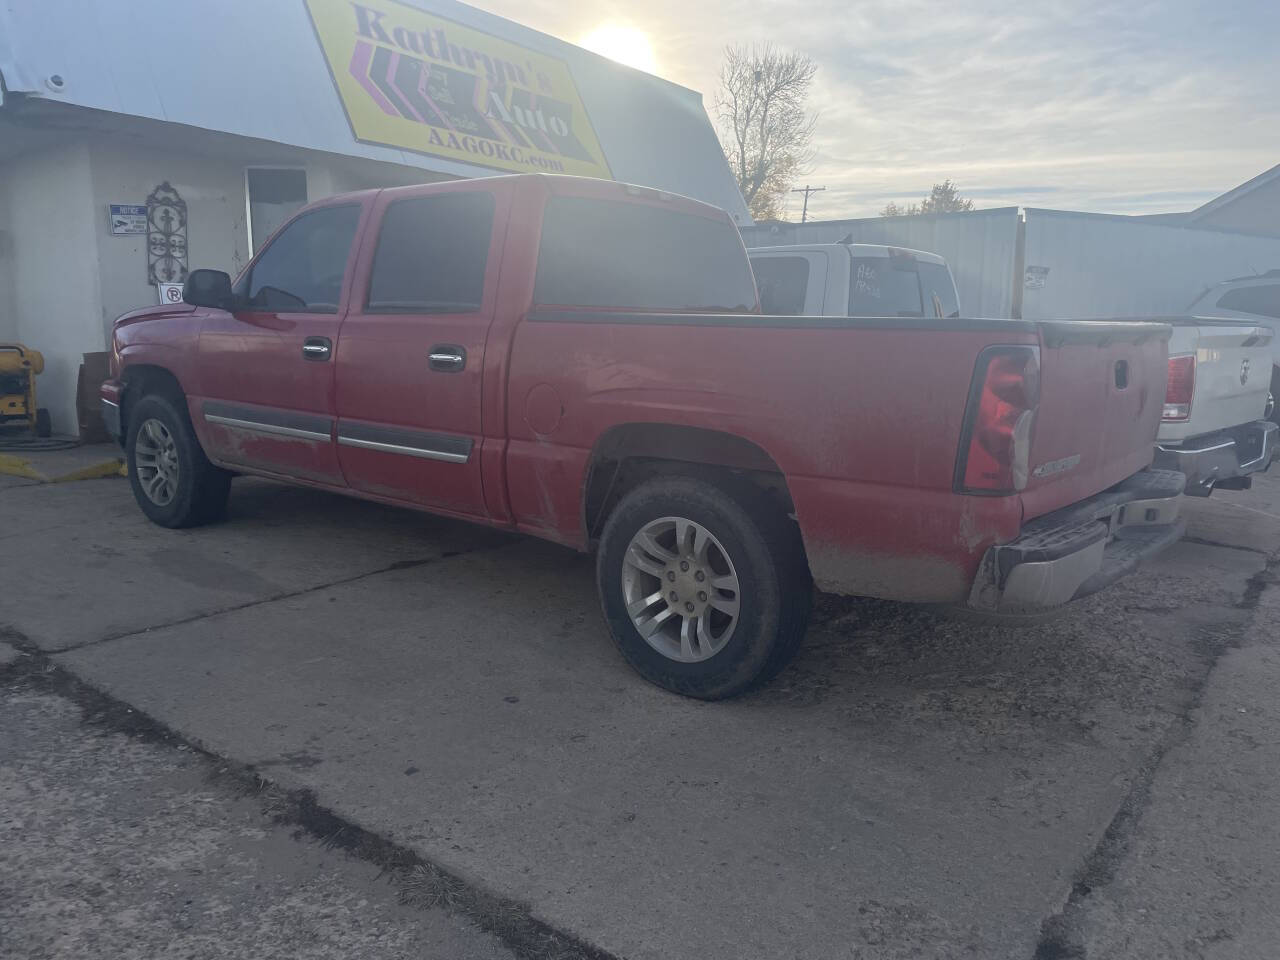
[183,269,234,309]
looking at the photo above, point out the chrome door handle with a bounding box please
[428,345,466,372]
[302,337,332,361]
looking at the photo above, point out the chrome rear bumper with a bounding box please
[1153,420,1277,496]
[967,468,1186,614]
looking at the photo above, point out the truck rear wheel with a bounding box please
[596,475,810,699]
[126,393,231,528]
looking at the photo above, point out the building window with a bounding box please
[247,168,308,254]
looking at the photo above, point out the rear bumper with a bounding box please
[967,468,1186,614]
[1152,420,1277,496]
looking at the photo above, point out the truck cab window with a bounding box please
[918,261,961,319]
[751,256,810,315]
[245,204,360,313]
[848,257,923,317]
[366,193,495,314]
[1216,284,1280,319]
[534,195,757,312]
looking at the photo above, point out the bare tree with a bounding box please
[881,180,974,217]
[716,44,817,221]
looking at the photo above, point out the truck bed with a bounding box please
[506,310,1171,603]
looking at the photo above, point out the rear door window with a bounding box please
[366,193,495,314]
[534,196,757,311]
[751,256,810,315]
[245,204,361,313]
[848,256,923,317]
[1215,284,1280,319]
[918,261,960,318]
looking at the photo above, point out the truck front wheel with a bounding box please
[126,393,231,528]
[596,475,810,699]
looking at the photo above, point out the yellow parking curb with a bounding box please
[0,453,44,480]
[0,452,126,483]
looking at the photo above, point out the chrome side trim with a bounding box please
[337,435,470,463]
[101,399,120,410]
[205,414,330,442]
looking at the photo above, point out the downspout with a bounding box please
[1010,208,1026,319]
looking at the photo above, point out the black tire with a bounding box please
[596,475,811,699]
[34,407,51,438]
[126,393,231,528]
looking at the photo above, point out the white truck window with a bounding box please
[918,262,960,319]
[752,256,810,315]
[849,257,922,317]
[1216,285,1280,319]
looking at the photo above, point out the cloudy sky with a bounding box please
[475,0,1280,219]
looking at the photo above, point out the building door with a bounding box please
[334,187,505,518]
[196,200,365,485]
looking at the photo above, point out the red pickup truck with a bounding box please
[102,175,1184,698]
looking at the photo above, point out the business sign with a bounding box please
[109,204,148,236]
[305,0,612,179]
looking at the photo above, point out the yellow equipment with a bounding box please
[0,343,51,437]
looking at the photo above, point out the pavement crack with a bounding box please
[1,640,619,960]
[1031,546,1280,959]
[1181,535,1271,556]
[44,538,519,656]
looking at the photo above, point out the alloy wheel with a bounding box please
[134,418,180,506]
[621,516,742,662]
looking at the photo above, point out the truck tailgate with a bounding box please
[1160,318,1274,443]
[1019,320,1171,523]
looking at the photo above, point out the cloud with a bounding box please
[473,0,1280,218]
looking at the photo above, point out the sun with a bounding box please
[580,24,658,75]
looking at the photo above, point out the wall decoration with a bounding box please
[146,182,188,285]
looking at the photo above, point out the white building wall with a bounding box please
[0,123,456,436]
[0,140,102,434]
[89,140,253,338]
[1021,209,1280,320]
[0,180,16,341]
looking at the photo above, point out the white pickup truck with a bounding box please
[1149,319,1276,495]
[748,243,1277,496]
[749,241,961,319]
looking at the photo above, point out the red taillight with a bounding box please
[956,346,1040,493]
[1163,354,1195,421]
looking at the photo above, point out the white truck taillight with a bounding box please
[1162,354,1195,421]
[955,346,1040,494]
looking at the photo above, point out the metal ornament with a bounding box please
[146,182,188,285]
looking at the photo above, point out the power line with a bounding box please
[791,185,825,223]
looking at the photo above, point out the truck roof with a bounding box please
[748,242,948,267]
[312,174,736,224]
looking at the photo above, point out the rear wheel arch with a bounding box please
[581,423,799,544]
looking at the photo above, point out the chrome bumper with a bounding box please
[967,468,1186,614]
[1152,420,1277,496]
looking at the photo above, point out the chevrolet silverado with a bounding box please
[102,175,1185,698]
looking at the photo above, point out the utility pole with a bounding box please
[791,185,825,223]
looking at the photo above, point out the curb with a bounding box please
[0,452,126,483]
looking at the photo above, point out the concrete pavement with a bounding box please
[0,686,515,960]
[4,471,1280,959]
